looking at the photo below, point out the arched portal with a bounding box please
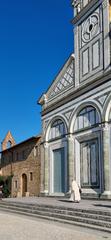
[22,174,27,197]
[45,117,68,194]
[71,104,101,193]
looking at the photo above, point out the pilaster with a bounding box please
[74,26,80,87]
[102,0,111,71]
[67,135,75,191]
[40,143,45,195]
[44,142,49,195]
[101,123,111,199]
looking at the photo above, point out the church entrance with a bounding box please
[22,173,27,196]
[80,139,99,188]
[53,148,65,193]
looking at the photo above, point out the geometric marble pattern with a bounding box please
[64,110,73,121]
[49,60,74,99]
[97,94,109,106]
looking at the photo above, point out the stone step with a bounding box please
[0,202,111,223]
[0,202,111,231]
[0,201,111,218]
[0,206,111,234]
[29,206,111,220]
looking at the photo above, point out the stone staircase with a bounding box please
[0,201,111,233]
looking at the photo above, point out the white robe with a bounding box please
[70,180,81,202]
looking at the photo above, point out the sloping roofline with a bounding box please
[38,53,74,105]
[0,135,41,153]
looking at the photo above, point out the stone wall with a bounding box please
[1,137,41,197]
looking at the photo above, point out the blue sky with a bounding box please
[0,0,73,146]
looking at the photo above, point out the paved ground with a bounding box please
[0,211,110,240]
[3,196,111,213]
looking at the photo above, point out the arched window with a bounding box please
[74,106,99,131]
[49,119,66,140]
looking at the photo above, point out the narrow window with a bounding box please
[34,146,39,157]
[30,172,33,181]
[14,181,17,189]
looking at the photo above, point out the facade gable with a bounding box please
[49,59,74,99]
[38,54,75,108]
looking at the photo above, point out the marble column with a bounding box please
[101,123,111,199]
[67,135,75,192]
[74,26,80,87]
[44,142,49,195]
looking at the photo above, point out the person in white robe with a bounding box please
[69,179,81,203]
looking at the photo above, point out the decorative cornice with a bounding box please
[41,70,111,116]
[71,0,101,25]
[72,0,80,7]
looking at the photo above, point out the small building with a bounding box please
[0,131,41,197]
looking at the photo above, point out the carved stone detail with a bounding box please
[81,9,100,45]
[102,0,108,9]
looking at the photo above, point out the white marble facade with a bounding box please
[38,0,111,199]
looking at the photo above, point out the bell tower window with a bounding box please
[7,141,12,149]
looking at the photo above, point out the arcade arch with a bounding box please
[44,116,68,195]
[69,103,102,194]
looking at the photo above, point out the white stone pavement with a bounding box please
[0,211,110,240]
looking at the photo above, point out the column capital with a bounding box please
[100,122,109,130]
[67,134,74,141]
[44,142,49,148]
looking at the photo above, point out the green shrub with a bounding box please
[0,175,13,198]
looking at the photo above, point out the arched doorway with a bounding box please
[48,119,67,194]
[22,174,27,197]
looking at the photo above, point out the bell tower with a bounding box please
[1,131,16,151]
[72,0,111,87]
